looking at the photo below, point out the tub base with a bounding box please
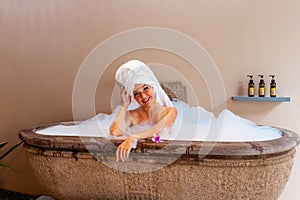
[24,145,295,200]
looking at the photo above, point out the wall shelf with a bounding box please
[232,96,291,102]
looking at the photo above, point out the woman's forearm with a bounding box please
[110,106,130,136]
[131,116,168,140]
[131,126,162,140]
[131,108,177,140]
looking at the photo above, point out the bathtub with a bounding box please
[19,122,300,200]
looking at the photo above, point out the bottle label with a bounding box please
[249,88,254,96]
[271,88,276,96]
[259,88,265,96]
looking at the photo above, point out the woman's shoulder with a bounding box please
[165,106,177,111]
[163,106,178,116]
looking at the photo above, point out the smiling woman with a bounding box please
[110,60,178,162]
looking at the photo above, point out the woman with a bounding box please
[110,60,178,162]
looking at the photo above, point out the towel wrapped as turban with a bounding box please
[115,60,173,108]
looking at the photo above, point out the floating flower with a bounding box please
[152,134,163,143]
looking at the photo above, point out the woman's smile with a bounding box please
[142,96,151,104]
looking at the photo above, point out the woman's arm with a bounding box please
[116,107,177,162]
[110,87,132,136]
[132,107,177,140]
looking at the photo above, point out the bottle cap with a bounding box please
[258,75,264,84]
[269,75,275,79]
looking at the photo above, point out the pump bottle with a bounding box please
[258,75,265,97]
[269,75,276,97]
[247,75,255,97]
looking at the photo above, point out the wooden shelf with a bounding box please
[232,96,291,102]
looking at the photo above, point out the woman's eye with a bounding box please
[133,92,139,97]
[143,86,149,91]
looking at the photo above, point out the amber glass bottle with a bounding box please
[247,75,254,97]
[269,75,276,97]
[258,75,265,97]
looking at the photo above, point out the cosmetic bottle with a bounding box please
[258,75,265,97]
[269,75,276,97]
[247,75,254,97]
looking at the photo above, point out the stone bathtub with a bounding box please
[19,122,300,200]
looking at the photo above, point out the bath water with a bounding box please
[36,100,282,142]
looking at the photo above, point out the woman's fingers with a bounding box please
[116,147,124,162]
[116,145,131,162]
[120,87,131,107]
[122,149,127,162]
[116,146,120,162]
[127,95,132,105]
[126,149,130,159]
[116,137,134,162]
[120,87,126,95]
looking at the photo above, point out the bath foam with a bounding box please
[36,101,282,142]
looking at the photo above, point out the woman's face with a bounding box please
[133,84,155,107]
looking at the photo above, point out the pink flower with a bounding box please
[152,134,163,143]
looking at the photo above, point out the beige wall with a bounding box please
[1,0,300,199]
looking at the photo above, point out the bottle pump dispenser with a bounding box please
[258,75,265,97]
[269,75,276,97]
[247,75,254,97]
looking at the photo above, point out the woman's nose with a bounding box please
[140,92,147,99]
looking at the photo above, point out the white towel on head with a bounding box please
[115,60,173,109]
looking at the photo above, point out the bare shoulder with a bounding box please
[165,107,178,115]
[162,107,178,122]
[161,107,177,127]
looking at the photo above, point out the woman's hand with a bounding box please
[116,136,137,162]
[120,87,131,108]
[110,87,132,137]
